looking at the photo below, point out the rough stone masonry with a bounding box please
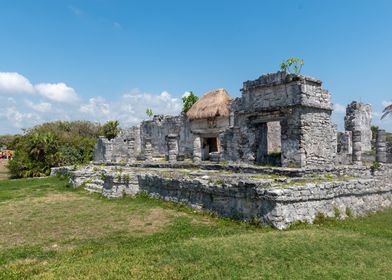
[52,70,392,229]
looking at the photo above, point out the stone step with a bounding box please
[85,183,103,193]
[91,178,104,184]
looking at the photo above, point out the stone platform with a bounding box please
[51,162,392,229]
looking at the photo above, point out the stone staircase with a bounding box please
[84,178,104,193]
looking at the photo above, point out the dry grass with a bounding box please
[0,160,9,180]
[0,191,175,249]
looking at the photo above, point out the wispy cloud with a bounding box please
[69,5,84,17]
[333,103,346,114]
[113,22,122,29]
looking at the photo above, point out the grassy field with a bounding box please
[0,160,9,180]
[0,177,391,279]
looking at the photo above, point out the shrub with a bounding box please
[8,121,102,178]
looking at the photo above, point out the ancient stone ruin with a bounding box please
[52,71,392,229]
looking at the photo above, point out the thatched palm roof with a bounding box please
[186,88,231,120]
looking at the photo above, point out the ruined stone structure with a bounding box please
[345,101,372,151]
[52,161,392,229]
[376,129,387,163]
[63,70,391,229]
[95,115,192,162]
[186,88,231,162]
[95,72,344,168]
[221,72,336,167]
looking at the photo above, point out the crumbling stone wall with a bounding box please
[71,164,392,230]
[221,72,336,167]
[387,142,392,163]
[344,101,372,151]
[94,127,141,163]
[336,131,353,165]
[95,115,193,162]
[140,114,193,158]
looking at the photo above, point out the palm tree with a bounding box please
[381,103,392,120]
[102,120,120,140]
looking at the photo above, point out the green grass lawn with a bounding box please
[0,177,391,279]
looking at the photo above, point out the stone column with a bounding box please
[166,134,178,162]
[352,130,362,165]
[192,135,202,162]
[376,129,387,163]
[144,138,153,161]
[127,138,136,162]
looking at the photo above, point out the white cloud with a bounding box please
[0,72,35,95]
[25,100,52,113]
[78,90,182,127]
[2,106,41,129]
[35,83,79,103]
[333,103,346,113]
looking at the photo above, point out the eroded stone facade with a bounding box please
[345,101,372,151]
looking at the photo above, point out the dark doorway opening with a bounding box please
[256,121,281,166]
[202,137,218,160]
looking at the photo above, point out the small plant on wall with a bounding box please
[145,108,154,119]
[280,57,304,74]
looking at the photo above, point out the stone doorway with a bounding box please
[202,137,218,160]
[256,121,281,165]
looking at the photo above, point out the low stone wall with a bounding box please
[99,167,392,229]
[55,163,392,229]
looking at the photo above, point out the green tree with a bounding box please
[182,91,199,113]
[102,120,120,140]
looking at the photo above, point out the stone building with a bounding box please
[220,72,337,167]
[186,88,232,162]
[94,71,384,168]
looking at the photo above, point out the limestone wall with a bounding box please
[189,116,229,135]
[297,108,337,166]
[140,114,193,158]
[387,142,392,163]
[221,72,336,167]
[241,71,332,111]
[96,166,392,229]
[344,101,372,152]
[94,114,193,162]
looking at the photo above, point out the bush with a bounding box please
[8,121,102,178]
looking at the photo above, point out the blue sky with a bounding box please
[1,0,392,134]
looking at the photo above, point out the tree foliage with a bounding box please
[0,134,19,149]
[8,121,103,178]
[182,91,199,113]
[102,120,120,140]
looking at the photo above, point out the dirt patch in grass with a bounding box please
[0,192,176,248]
[0,160,9,180]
